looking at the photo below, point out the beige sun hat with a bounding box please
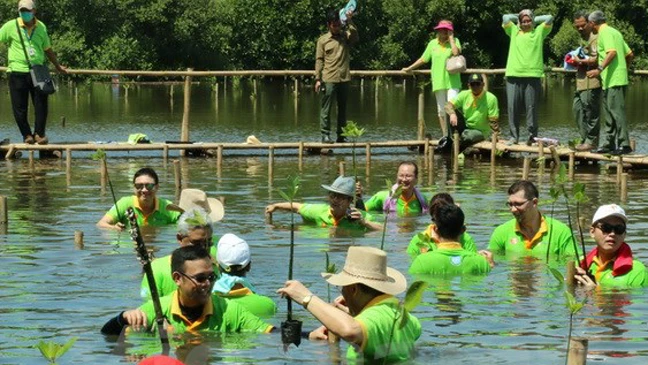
[245,135,261,145]
[170,189,224,222]
[322,246,407,295]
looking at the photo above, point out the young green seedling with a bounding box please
[341,121,366,181]
[380,179,403,250]
[383,281,428,365]
[36,337,77,365]
[324,252,337,303]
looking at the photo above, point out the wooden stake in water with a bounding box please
[522,157,531,180]
[417,86,425,140]
[173,160,181,192]
[100,157,108,189]
[268,146,275,185]
[74,230,84,249]
[298,142,304,171]
[568,152,575,180]
[66,148,72,185]
[338,160,345,176]
[452,130,460,172]
[621,173,628,202]
[616,156,623,185]
[180,68,193,157]
[490,132,498,166]
[0,195,7,234]
[566,337,588,365]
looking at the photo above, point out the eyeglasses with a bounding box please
[178,271,217,285]
[134,183,156,191]
[506,199,530,208]
[595,223,626,235]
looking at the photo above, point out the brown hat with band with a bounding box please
[168,189,224,222]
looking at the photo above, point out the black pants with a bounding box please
[8,72,49,139]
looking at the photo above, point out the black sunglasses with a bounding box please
[596,223,626,235]
[178,271,217,285]
[134,183,156,191]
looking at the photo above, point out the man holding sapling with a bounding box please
[488,180,575,258]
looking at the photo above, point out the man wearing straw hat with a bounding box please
[278,246,421,362]
[266,176,381,231]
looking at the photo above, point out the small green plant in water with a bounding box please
[341,121,366,180]
[324,252,337,303]
[90,149,106,161]
[546,163,582,265]
[380,179,403,250]
[383,281,428,365]
[549,268,586,365]
[36,337,77,365]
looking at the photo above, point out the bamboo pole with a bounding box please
[365,143,371,170]
[180,67,193,157]
[452,131,460,172]
[428,146,435,186]
[621,173,628,202]
[66,148,72,185]
[417,86,425,140]
[630,138,636,152]
[339,161,346,176]
[162,144,169,163]
[293,78,298,98]
[616,156,623,185]
[268,146,275,184]
[217,145,223,171]
[522,157,531,180]
[100,157,108,189]
[549,146,560,168]
[173,160,181,192]
[423,136,430,160]
[28,150,34,164]
[537,141,545,166]
[568,152,575,180]
[74,230,84,249]
[4,145,14,160]
[490,132,498,166]
[298,141,304,171]
[0,195,7,234]
[567,337,588,365]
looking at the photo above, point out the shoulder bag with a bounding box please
[16,19,56,95]
[446,55,467,74]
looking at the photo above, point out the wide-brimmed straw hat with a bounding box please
[321,176,355,198]
[322,246,407,295]
[169,189,224,222]
[245,135,261,145]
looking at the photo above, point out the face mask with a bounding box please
[20,11,34,23]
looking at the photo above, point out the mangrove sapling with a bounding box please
[546,163,582,265]
[36,337,77,365]
[383,281,428,365]
[341,121,366,181]
[380,180,403,250]
[277,175,302,348]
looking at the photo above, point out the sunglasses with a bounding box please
[134,183,156,191]
[596,223,626,235]
[178,271,217,285]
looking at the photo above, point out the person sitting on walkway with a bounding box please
[356,162,430,216]
[436,74,500,153]
[277,246,421,363]
[407,193,476,259]
[488,180,575,257]
[102,245,274,336]
[213,233,277,318]
[410,204,493,276]
[265,176,381,231]
[574,204,647,288]
[97,167,181,231]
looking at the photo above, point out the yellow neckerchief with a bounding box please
[170,291,213,332]
[436,241,462,250]
[599,24,608,33]
[469,90,485,108]
[515,215,548,249]
[400,192,416,214]
[592,255,614,283]
[436,37,449,50]
[329,208,343,227]
[425,223,439,243]
[227,287,253,297]
[133,196,160,225]
[359,294,396,315]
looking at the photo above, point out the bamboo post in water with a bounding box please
[100,157,108,189]
[74,230,84,249]
[417,86,425,140]
[522,157,531,180]
[621,173,628,202]
[568,152,575,180]
[28,150,34,164]
[490,132,498,166]
[452,130,460,172]
[217,145,223,171]
[616,156,623,185]
[66,148,72,185]
[268,146,275,184]
[293,78,299,98]
[61,116,66,127]
[630,138,636,152]
[180,68,193,157]
[298,142,304,171]
[365,143,372,171]
[567,337,588,365]
[162,145,169,163]
[0,195,7,234]
[537,141,545,165]
[428,147,435,186]
[338,161,345,176]
[173,160,181,192]
[423,136,430,161]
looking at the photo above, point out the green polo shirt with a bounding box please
[139,291,273,334]
[504,22,552,78]
[597,24,632,90]
[409,242,491,276]
[298,203,374,229]
[407,224,477,259]
[364,190,429,216]
[421,37,462,92]
[222,287,277,319]
[586,258,648,288]
[346,295,421,363]
[106,196,181,227]
[488,216,576,257]
[0,18,51,72]
[451,90,499,136]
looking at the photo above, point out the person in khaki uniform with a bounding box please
[315,8,359,144]
[572,11,602,152]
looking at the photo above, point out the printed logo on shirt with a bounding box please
[510,238,519,245]
[451,256,462,266]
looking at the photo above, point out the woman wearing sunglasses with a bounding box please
[97,167,181,231]
[574,204,648,288]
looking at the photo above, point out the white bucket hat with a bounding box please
[592,204,627,224]
[322,246,407,295]
[169,189,224,222]
[217,233,251,270]
[321,176,355,198]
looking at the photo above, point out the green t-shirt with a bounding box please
[407,223,477,259]
[503,22,552,77]
[451,90,499,136]
[364,190,429,216]
[421,38,462,92]
[298,203,374,229]
[0,18,51,73]
[106,196,181,227]
[139,291,272,334]
[346,295,421,363]
[409,243,491,276]
[222,287,277,319]
[597,24,631,89]
[587,259,648,288]
[140,245,218,300]
[488,216,576,258]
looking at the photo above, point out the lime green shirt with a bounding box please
[407,223,477,259]
[421,38,462,92]
[451,90,499,136]
[597,24,631,90]
[222,287,277,319]
[488,216,576,257]
[346,294,421,363]
[139,291,273,334]
[0,18,51,72]
[504,23,552,77]
[587,258,648,288]
[409,242,491,276]
[106,196,181,227]
[364,190,429,216]
[298,203,374,229]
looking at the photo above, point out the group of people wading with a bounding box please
[97,161,647,364]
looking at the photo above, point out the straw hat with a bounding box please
[321,176,355,198]
[170,189,224,222]
[245,135,262,145]
[322,246,407,295]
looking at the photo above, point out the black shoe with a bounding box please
[321,135,333,144]
[610,146,633,155]
[592,146,613,154]
[336,136,348,143]
[434,136,452,153]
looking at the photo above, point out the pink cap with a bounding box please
[138,355,185,365]
[434,21,454,31]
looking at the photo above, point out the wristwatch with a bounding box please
[302,294,314,309]
[597,65,604,71]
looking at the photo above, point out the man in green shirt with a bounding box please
[586,11,634,155]
[574,204,648,288]
[502,9,553,145]
[410,204,493,276]
[102,245,273,336]
[278,246,421,363]
[488,180,576,258]
[315,8,359,144]
[266,176,381,231]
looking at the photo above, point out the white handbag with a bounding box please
[446,55,467,74]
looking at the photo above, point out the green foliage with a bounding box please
[325,251,337,302]
[380,179,403,250]
[403,281,428,312]
[341,121,366,139]
[277,175,301,203]
[36,337,77,364]
[549,267,565,286]
[90,149,106,161]
[564,291,585,314]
